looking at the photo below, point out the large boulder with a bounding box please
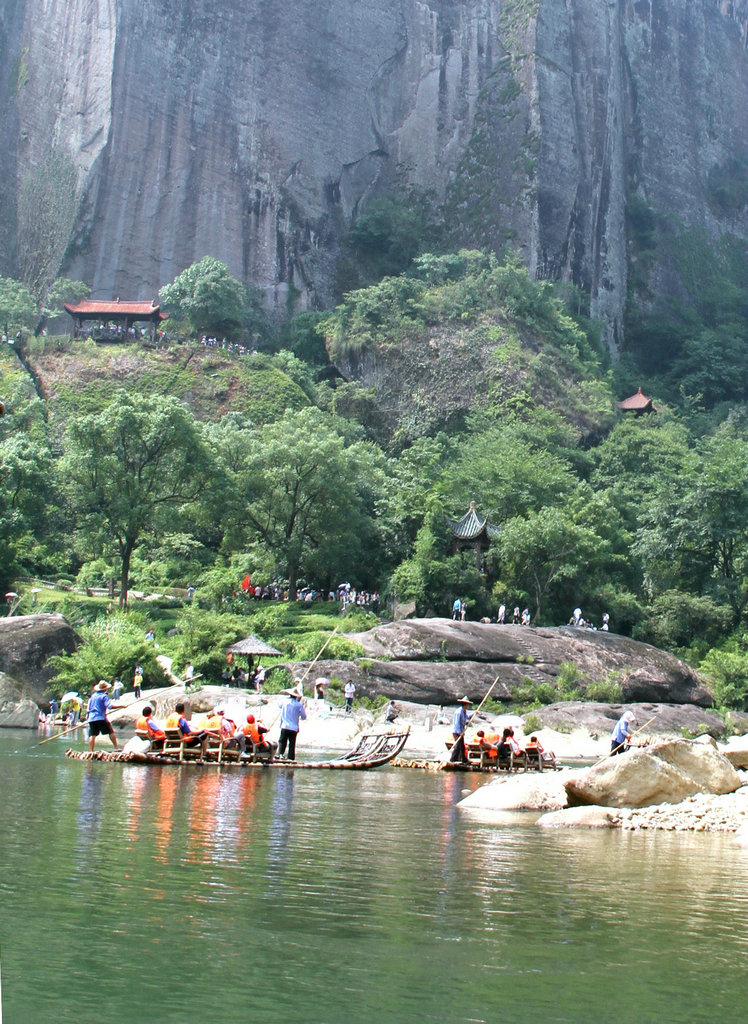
[289,619,711,707]
[457,770,571,812]
[720,735,748,770]
[0,614,78,700]
[537,806,618,828]
[0,671,40,727]
[564,739,742,809]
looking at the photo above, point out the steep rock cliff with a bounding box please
[0,0,746,352]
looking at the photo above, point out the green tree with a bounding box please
[634,431,748,614]
[211,408,383,597]
[0,434,54,593]
[497,495,609,623]
[62,392,213,606]
[43,277,90,320]
[0,277,36,335]
[159,256,249,338]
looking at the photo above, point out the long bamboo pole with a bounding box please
[37,681,183,746]
[260,624,342,742]
[592,713,658,767]
[438,674,502,770]
[296,623,341,689]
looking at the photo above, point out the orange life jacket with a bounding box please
[165,711,181,729]
[242,722,263,745]
[136,715,148,732]
[146,717,165,741]
[481,731,499,758]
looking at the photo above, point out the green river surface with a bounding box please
[2,727,748,1024]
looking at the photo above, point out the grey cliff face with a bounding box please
[0,0,746,352]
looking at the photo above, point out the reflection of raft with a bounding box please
[64,727,410,771]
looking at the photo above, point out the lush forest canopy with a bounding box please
[4,227,748,708]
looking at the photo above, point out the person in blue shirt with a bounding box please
[449,696,473,762]
[278,683,307,760]
[87,681,119,752]
[611,710,636,755]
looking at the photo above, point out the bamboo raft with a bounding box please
[65,727,410,771]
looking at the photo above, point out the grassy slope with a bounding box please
[25,340,310,425]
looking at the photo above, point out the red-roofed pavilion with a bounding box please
[617,387,657,414]
[64,299,168,340]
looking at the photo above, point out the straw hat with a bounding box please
[285,684,304,698]
[96,680,110,691]
[457,695,472,704]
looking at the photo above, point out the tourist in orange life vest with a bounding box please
[525,734,557,767]
[235,713,276,759]
[136,705,166,750]
[206,707,239,750]
[165,701,210,756]
[475,729,500,760]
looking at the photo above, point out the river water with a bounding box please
[2,728,748,1023]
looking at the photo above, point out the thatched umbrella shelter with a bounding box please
[226,635,282,658]
[226,635,282,687]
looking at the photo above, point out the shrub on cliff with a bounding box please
[48,612,165,697]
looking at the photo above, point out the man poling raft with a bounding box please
[87,681,120,752]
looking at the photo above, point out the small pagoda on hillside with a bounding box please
[617,386,657,414]
[445,500,501,569]
[64,298,168,340]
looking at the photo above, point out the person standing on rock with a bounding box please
[611,710,636,755]
[449,696,473,763]
[344,680,356,713]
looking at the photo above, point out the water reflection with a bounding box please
[266,772,295,888]
[5,734,748,1024]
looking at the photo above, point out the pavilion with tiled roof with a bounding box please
[64,298,168,339]
[445,500,501,567]
[617,387,657,414]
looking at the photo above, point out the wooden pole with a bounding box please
[296,623,341,689]
[592,713,658,767]
[438,674,502,770]
[37,681,182,746]
[265,624,342,736]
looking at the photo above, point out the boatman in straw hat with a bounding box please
[87,681,119,752]
[610,710,636,755]
[449,696,473,763]
[277,680,307,761]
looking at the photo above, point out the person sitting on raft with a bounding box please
[475,729,501,761]
[235,714,276,760]
[205,707,237,746]
[136,705,166,750]
[498,727,525,765]
[166,701,211,757]
[525,734,557,768]
[610,711,636,755]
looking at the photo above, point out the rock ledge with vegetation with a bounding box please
[297,619,712,708]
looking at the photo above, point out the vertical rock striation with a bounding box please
[0,0,746,352]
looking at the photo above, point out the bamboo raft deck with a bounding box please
[65,727,410,771]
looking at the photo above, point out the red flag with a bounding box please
[240,573,251,591]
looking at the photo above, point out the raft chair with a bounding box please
[162,727,203,762]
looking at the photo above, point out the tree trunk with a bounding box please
[120,540,134,608]
[288,565,298,602]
